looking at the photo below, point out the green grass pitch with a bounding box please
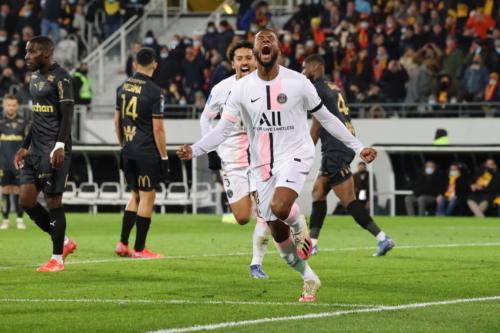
[0,214,499,332]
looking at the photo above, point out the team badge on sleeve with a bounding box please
[160,99,165,113]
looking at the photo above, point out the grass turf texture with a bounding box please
[0,214,499,333]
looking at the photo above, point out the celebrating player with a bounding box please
[15,36,77,272]
[0,95,28,230]
[114,47,169,258]
[200,40,271,279]
[178,29,377,301]
[302,55,395,257]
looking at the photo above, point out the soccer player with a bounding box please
[114,47,169,258]
[14,36,77,272]
[177,29,377,301]
[200,40,271,279]
[0,95,28,230]
[302,54,395,257]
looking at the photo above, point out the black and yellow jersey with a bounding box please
[29,62,74,157]
[0,114,28,170]
[313,75,356,160]
[116,72,164,160]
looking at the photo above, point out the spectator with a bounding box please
[40,0,62,44]
[355,0,371,15]
[405,64,438,103]
[0,54,9,70]
[217,20,234,60]
[122,0,149,22]
[292,22,304,43]
[321,3,344,36]
[73,63,92,106]
[381,60,409,104]
[429,9,441,27]
[308,17,324,46]
[399,25,418,56]
[288,43,307,72]
[432,74,460,104]
[246,21,260,42]
[444,15,456,35]
[467,159,499,218]
[0,30,8,56]
[60,0,75,33]
[413,43,444,70]
[465,9,496,40]
[16,74,31,105]
[350,48,372,92]
[17,26,34,60]
[0,4,16,37]
[334,19,357,47]
[153,46,177,91]
[403,4,423,26]
[392,0,406,21]
[0,66,19,96]
[17,0,40,36]
[360,83,385,103]
[192,35,205,56]
[181,46,204,103]
[125,42,142,77]
[144,30,161,56]
[419,0,431,24]
[372,46,389,82]
[464,39,497,73]
[484,72,500,102]
[369,5,384,27]
[72,5,85,33]
[405,161,445,216]
[357,16,370,49]
[202,22,218,52]
[103,0,121,39]
[208,51,231,90]
[332,69,345,93]
[368,105,386,118]
[436,163,469,216]
[345,1,360,25]
[240,1,272,32]
[428,23,446,50]
[280,31,293,56]
[367,33,384,60]
[461,54,490,101]
[441,34,464,80]
[399,46,418,77]
[384,16,401,59]
[13,59,28,84]
[283,4,308,32]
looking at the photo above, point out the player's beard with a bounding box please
[255,50,279,68]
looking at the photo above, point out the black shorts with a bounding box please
[123,157,162,192]
[20,154,71,193]
[0,169,20,186]
[319,154,354,187]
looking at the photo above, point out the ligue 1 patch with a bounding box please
[160,99,165,113]
[207,94,212,105]
[227,189,233,198]
[277,93,287,104]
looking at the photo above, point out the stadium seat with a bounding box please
[155,183,167,214]
[164,182,191,213]
[99,182,121,204]
[74,182,99,213]
[64,182,77,202]
[121,185,132,202]
[194,182,217,208]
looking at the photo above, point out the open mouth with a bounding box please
[260,45,272,61]
[240,66,250,75]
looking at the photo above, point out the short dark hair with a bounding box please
[3,94,18,102]
[29,36,55,51]
[228,40,254,61]
[304,54,325,67]
[135,47,156,67]
[220,20,229,28]
[254,28,279,41]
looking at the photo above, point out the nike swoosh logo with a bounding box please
[251,97,261,103]
[286,179,296,183]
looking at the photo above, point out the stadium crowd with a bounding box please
[122,0,500,116]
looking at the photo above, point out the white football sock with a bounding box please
[275,233,316,281]
[312,238,318,247]
[281,203,304,234]
[64,236,69,245]
[250,217,270,266]
[51,254,63,265]
[376,231,386,242]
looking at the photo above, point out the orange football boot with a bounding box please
[132,248,164,258]
[37,259,64,272]
[116,242,132,257]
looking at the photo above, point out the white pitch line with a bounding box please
[147,296,500,333]
[0,299,378,308]
[1,242,499,270]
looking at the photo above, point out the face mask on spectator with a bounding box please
[251,26,259,33]
[0,36,6,43]
[69,0,76,4]
[160,53,168,59]
[297,49,305,55]
[319,50,326,55]
[130,0,138,2]
[428,99,436,105]
[449,170,459,177]
[306,40,314,47]
[193,40,201,47]
[313,0,320,4]
[346,44,354,50]
[387,23,394,28]
[179,100,187,106]
[377,54,388,60]
[490,79,498,85]
[376,28,381,33]
[474,47,481,54]
[284,34,292,41]
[360,22,368,28]
[171,40,179,47]
[208,27,215,33]
[425,167,434,175]
[145,37,154,45]
[24,11,31,18]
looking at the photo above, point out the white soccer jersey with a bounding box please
[222,66,321,181]
[203,75,250,170]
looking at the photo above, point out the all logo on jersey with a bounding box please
[260,112,281,126]
[276,93,287,104]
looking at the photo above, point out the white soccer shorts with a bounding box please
[255,159,311,221]
[222,166,256,204]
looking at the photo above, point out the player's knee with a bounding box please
[234,212,251,225]
[18,196,36,211]
[312,188,327,202]
[270,200,291,221]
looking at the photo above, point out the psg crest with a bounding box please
[277,93,287,104]
[227,189,233,198]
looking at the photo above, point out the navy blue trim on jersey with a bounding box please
[309,102,324,113]
[266,85,271,110]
